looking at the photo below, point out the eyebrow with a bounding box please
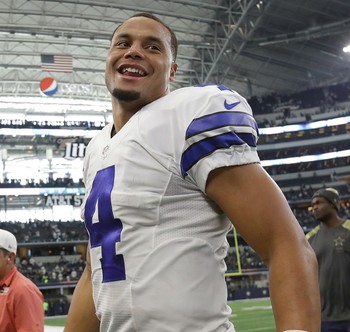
[114,33,165,46]
[114,33,130,40]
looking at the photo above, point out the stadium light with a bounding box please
[343,44,350,53]
[259,115,350,135]
[260,149,350,167]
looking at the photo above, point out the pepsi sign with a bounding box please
[40,77,58,96]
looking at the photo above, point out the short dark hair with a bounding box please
[111,12,178,62]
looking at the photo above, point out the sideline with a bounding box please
[45,326,64,332]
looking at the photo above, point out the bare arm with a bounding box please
[206,163,320,332]
[64,247,100,332]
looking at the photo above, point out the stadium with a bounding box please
[0,0,349,331]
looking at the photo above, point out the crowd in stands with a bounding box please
[0,177,84,188]
[259,141,350,161]
[225,273,269,301]
[257,102,350,128]
[265,156,350,177]
[17,254,85,285]
[249,81,350,126]
[225,245,267,273]
[0,119,106,130]
[45,296,70,316]
[259,123,350,145]
[0,220,88,243]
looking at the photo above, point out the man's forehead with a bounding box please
[113,16,170,40]
[312,196,328,203]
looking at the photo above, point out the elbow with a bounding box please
[260,235,318,272]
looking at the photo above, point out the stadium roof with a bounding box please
[0,0,349,100]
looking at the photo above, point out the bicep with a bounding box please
[206,163,305,264]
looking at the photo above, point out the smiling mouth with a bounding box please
[119,67,146,77]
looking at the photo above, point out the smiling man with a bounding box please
[105,14,177,131]
[64,12,320,332]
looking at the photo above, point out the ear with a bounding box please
[169,62,178,81]
[8,252,15,262]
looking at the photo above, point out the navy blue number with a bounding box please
[84,165,126,282]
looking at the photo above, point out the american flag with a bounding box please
[40,54,73,72]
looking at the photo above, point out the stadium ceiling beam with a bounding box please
[203,0,259,83]
[0,2,218,39]
[217,1,272,87]
[0,1,222,27]
[33,0,227,13]
[253,18,350,46]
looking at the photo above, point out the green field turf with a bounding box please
[45,297,275,331]
[45,317,67,326]
[229,297,275,331]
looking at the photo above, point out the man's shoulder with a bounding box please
[14,270,37,287]
[8,271,43,304]
[342,219,350,230]
[155,86,207,107]
[150,84,249,118]
[168,84,242,100]
[5,269,37,294]
[306,225,321,240]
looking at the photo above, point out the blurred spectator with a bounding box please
[0,229,44,331]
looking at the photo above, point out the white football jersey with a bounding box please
[81,84,260,332]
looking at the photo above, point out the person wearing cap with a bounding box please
[307,188,350,332]
[0,229,45,332]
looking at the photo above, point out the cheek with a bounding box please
[105,60,114,77]
[155,58,172,75]
[158,66,173,85]
[105,52,119,72]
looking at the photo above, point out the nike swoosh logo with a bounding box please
[224,100,240,110]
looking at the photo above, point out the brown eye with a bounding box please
[146,45,161,51]
[116,41,129,48]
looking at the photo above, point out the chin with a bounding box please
[112,88,140,102]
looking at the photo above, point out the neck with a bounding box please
[322,214,343,228]
[111,98,143,132]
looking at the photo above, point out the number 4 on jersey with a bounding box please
[84,165,126,282]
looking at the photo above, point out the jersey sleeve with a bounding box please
[180,84,260,192]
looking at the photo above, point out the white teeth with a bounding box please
[122,67,145,75]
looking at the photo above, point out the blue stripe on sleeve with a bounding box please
[185,111,259,139]
[180,131,257,177]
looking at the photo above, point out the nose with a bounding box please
[124,44,144,59]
